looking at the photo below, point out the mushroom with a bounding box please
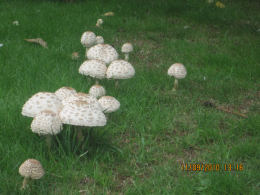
[22,92,63,117]
[96,19,103,28]
[89,84,106,98]
[121,43,133,61]
[80,31,96,53]
[79,59,107,84]
[95,36,104,44]
[55,86,77,101]
[98,96,120,113]
[167,63,187,91]
[59,100,106,141]
[86,44,118,64]
[106,59,135,87]
[19,159,44,190]
[31,110,63,149]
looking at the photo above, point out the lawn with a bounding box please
[0,0,259,194]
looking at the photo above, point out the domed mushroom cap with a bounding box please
[31,110,63,135]
[121,43,133,53]
[89,84,106,98]
[19,159,45,179]
[80,31,96,47]
[106,60,135,79]
[95,36,104,44]
[167,63,187,79]
[87,44,119,64]
[22,92,63,118]
[59,100,107,127]
[62,92,102,111]
[79,59,107,79]
[98,96,120,113]
[55,87,77,101]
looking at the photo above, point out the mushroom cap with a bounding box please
[62,92,102,111]
[59,100,107,127]
[121,43,133,53]
[96,19,104,27]
[106,60,135,79]
[31,110,63,135]
[55,87,77,101]
[22,92,63,118]
[80,31,96,48]
[167,63,187,79]
[98,96,120,113]
[87,44,119,64]
[19,159,45,179]
[95,36,104,44]
[89,84,106,98]
[79,59,107,79]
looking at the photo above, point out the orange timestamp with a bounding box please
[181,163,244,172]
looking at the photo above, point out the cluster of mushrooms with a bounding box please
[18,18,187,190]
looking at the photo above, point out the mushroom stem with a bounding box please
[124,53,129,61]
[173,79,178,91]
[45,135,52,150]
[77,128,84,142]
[95,80,99,85]
[21,177,29,190]
[115,80,119,88]
[85,47,90,58]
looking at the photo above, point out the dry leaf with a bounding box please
[103,11,114,16]
[24,38,48,48]
[71,52,79,59]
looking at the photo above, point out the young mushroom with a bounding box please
[98,96,120,114]
[167,63,187,91]
[89,84,106,98]
[19,159,44,190]
[96,19,103,28]
[95,36,104,44]
[121,43,133,61]
[80,31,97,53]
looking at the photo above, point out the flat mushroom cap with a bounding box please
[98,96,120,113]
[87,44,119,64]
[89,84,106,98]
[19,159,45,179]
[121,43,133,53]
[80,31,96,48]
[62,92,102,111]
[31,110,63,135]
[167,63,187,79]
[106,60,135,79]
[95,36,104,44]
[59,100,107,127]
[79,59,107,79]
[22,92,63,118]
[55,87,77,101]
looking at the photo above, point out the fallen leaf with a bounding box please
[103,11,114,16]
[216,1,225,8]
[24,38,48,48]
[71,52,79,59]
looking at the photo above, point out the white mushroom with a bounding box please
[96,19,103,27]
[80,31,97,53]
[86,44,118,64]
[31,110,63,149]
[167,63,187,91]
[95,36,104,44]
[22,92,63,117]
[98,96,120,113]
[19,159,44,190]
[89,84,106,98]
[55,87,77,101]
[121,43,133,61]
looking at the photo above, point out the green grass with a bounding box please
[0,0,259,194]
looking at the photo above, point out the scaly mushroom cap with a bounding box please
[87,44,119,64]
[121,43,133,53]
[19,159,45,179]
[22,92,63,117]
[59,100,107,127]
[106,60,135,79]
[80,31,96,48]
[31,110,63,135]
[55,87,77,101]
[167,63,187,79]
[62,92,102,111]
[89,84,106,98]
[79,59,107,79]
[95,36,104,44]
[98,96,120,113]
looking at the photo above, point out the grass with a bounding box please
[0,0,259,194]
